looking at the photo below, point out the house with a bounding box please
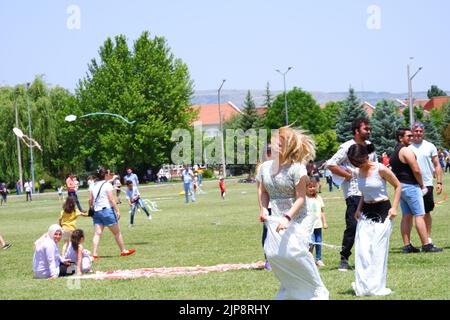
[400,96,450,112]
[191,102,242,136]
[361,101,375,117]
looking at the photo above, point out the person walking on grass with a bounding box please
[389,128,441,253]
[347,143,401,296]
[66,173,85,213]
[257,127,329,300]
[125,180,152,229]
[90,167,135,260]
[409,122,444,251]
[59,196,89,256]
[181,164,195,203]
[125,168,139,187]
[24,179,32,201]
[219,176,226,200]
[306,179,328,267]
[0,183,8,206]
[327,117,377,271]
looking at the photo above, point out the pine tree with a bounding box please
[335,87,368,142]
[240,90,260,130]
[371,99,404,156]
[423,117,442,147]
[263,82,273,109]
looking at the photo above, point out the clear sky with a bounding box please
[1,0,449,93]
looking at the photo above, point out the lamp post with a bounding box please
[218,79,226,178]
[26,83,35,193]
[14,90,23,192]
[276,67,293,126]
[407,58,423,128]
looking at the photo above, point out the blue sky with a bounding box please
[1,0,449,93]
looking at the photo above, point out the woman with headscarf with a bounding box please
[257,127,329,300]
[33,224,71,279]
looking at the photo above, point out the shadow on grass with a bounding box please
[338,289,356,296]
[127,242,150,245]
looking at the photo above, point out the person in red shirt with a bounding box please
[219,177,225,200]
[66,173,86,213]
[381,152,390,167]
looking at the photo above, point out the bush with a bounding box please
[202,168,214,179]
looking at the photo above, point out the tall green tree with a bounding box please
[427,85,447,99]
[264,87,326,134]
[322,101,344,129]
[314,130,339,161]
[371,99,404,156]
[423,117,442,148]
[335,87,368,142]
[263,82,273,109]
[240,90,260,130]
[402,105,425,127]
[67,31,195,174]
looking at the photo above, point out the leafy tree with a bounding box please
[335,87,368,142]
[441,123,450,149]
[67,31,195,175]
[402,105,425,127]
[264,87,326,134]
[371,99,404,156]
[314,130,339,161]
[322,101,344,129]
[443,100,450,124]
[427,85,447,99]
[428,108,445,131]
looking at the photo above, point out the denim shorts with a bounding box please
[92,207,118,227]
[400,183,425,216]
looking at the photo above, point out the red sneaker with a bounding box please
[120,249,136,257]
[93,256,100,261]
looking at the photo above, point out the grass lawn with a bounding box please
[0,176,449,300]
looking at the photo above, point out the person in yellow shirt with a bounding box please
[59,196,88,256]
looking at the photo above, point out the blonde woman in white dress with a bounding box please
[257,127,329,300]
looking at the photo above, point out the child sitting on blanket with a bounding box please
[64,229,93,275]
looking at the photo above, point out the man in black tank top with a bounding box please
[390,128,438,253]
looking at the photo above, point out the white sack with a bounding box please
[353,217,393,296]
[264,216,329,300]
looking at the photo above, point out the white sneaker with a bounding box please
[316,260,325,267]
[147,215,152,220]
[128,224,134,229]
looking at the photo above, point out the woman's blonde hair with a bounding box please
[277,126,316,165]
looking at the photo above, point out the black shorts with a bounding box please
[361,200,391,223]
[423,186,435,213]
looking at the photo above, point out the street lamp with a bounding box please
[276,67,293,126]
[14,90,23,192]
[407,58,423,128]
[64,112,136,124]
[218,79,226,178]
[26,83,35,193]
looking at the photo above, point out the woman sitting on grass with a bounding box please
[33,224,71,279]
[64,229,93,275]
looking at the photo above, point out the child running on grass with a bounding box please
[59,196,89,256]
[64,229,93,275]
[306,179,328,267]
[219,176,226,200]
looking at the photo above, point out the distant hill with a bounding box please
[191,90,437,109]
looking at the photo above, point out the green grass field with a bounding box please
[0,176,449,300]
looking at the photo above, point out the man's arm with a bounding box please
[431,155,443,195]
[327,144,353,180]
